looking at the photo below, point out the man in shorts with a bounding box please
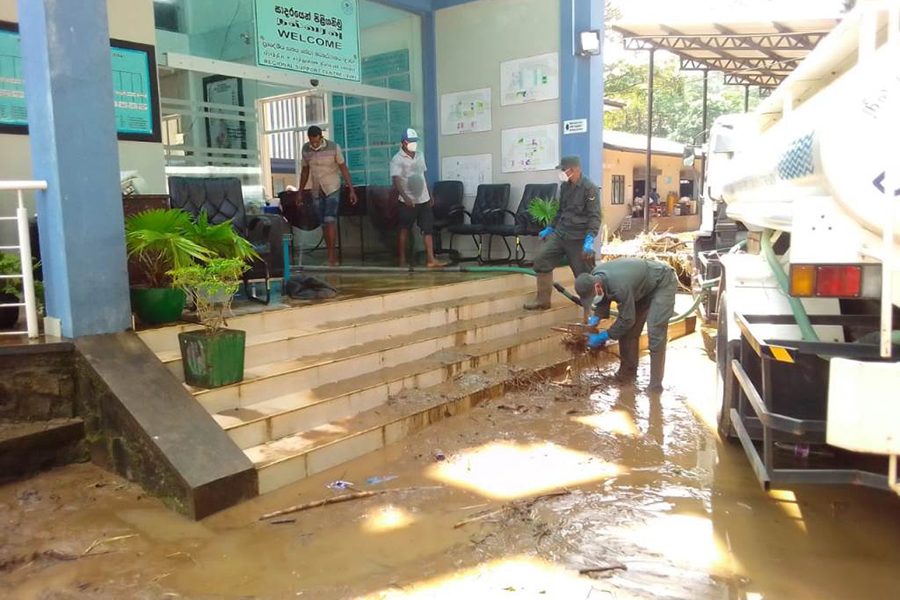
[298,125,357,266]
[390,128,446,268]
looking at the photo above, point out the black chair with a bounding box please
[431,180,465,260]
[168,177,286,304]
[485,183,558,265]
[446,184,510,264]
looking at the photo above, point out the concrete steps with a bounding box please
[138,268,586,494]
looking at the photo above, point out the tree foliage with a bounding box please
[604,59,760,144]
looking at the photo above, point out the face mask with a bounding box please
[591,292,605,309]
[558,170,569,183]
[406,142,418,152]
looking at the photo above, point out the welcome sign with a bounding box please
[255,0,361,82]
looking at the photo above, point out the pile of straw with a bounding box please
[599,227,693,290]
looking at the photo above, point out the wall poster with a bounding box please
[440,87,491,136]
[0,21,160,141]
[500,52,559,106]
[441,154,493,197]
[254,0,361,82]
[501,124,560,173]
[203,75,247,151]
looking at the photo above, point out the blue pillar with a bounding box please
[421,11,440,184]
[17,0,131,338]
[559,0,604,184]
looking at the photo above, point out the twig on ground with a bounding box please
[259,486,443,520]
[166,551,197,565]
[82,534,137,557]
[453,490,571,529]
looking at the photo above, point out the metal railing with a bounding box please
[0,180,46,338]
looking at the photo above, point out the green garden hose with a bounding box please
[760,229,820,343]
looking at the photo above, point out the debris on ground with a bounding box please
[82,533,137,557]
[601,230,693,289]
[365,475,399,486]
[259,486,444,521]
[453,490,571,529]
[326,480,355,491]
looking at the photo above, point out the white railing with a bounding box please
[0,180,46,338]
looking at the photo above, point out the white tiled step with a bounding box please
[214,315,575,450]
[192,302,582,414]
[138,269,559,355]
[248,347,576,494]
[247,315,698,494]
[157,282,574,379]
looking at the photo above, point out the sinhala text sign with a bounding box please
[255,0,361,82]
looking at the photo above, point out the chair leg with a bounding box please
[474,235,483,264]
[501,236,512,263]
[516,236,526,265]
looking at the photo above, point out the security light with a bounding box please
[579,30,602,56]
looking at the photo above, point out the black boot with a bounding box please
[647,348,666,392]
[615,334,639,383]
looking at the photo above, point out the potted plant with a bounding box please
[125,209,211,325]
[183,212,259,263]
[527,197,560,229]
[170,258,249,388]
[0,253,43,329]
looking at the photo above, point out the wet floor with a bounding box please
[3,332,900,600]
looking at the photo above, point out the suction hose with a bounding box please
[760,230,820,343]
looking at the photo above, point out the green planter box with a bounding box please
[178,328,246,389]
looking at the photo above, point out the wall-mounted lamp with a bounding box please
[579,30,602,56]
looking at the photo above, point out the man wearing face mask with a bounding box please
[391,128,446,268]
[299,125,357,266]
[523,155,601,311]
[574,258,678,392]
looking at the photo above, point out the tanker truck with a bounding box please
[695,0,900,494]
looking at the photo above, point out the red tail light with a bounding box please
[815,266,860,297]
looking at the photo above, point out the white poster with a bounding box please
[440,87,492,135]
[501,124,559,173]
[441,154,493,197]
[500,52,559,106]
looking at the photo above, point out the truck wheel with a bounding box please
[716,292,740,441]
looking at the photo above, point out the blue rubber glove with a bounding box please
[587,330,609,348]
[583,233,595,255]
[539,226,554,240]
[587,315,600,327]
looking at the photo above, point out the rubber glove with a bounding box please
[587,330,609,348]
[539,226,554,240]
[587,315,600,327]
[582,233,595,255]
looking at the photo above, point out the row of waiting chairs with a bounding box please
[432,182,559,264]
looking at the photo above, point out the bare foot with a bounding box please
[327,259,339,267]
[399,261,408,269]
[426,260,449,268]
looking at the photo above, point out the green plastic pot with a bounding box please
[131,287,186,325]
[178,328,246,389]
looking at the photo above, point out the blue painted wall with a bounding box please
[559,0,604,185]
[17,0,132,337]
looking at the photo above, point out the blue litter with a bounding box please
[365,475,398,486]
[326,480,355,490]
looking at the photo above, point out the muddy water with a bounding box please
[3,333,900,600]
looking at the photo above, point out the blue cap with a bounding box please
[401,128,419,143]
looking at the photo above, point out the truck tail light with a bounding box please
[789,264,880,298]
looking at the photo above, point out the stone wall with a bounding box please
[0,343,76,421]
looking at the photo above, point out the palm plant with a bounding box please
[183,212,260,262]
[125,209,212,288]
[527,198,560,228]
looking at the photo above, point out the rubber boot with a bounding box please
[523,271,553,311]
[615,334,639,383]
[647,348,666,392]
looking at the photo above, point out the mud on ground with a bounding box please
[3,333,900,600]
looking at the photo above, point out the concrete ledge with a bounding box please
[0,418,86,480]
[74,332,257,519]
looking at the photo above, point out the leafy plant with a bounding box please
[183,212,260,262]
[0,253,44,310]
[528,198,560,227]
[125,209,212,288]
[169,258,248,334]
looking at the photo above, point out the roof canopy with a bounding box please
[611,18,840,88]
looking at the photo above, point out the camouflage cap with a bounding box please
[557,156,582,170]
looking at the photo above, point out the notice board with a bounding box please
[0,21,160,141]
[254,0,361,82]
[441,154,493,197]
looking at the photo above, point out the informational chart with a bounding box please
[501,124,559,173]
[441,154,493,197]
[500,52,559,106]
[440,87,491,135]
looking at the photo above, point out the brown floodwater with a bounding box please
[2,332,900,600]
